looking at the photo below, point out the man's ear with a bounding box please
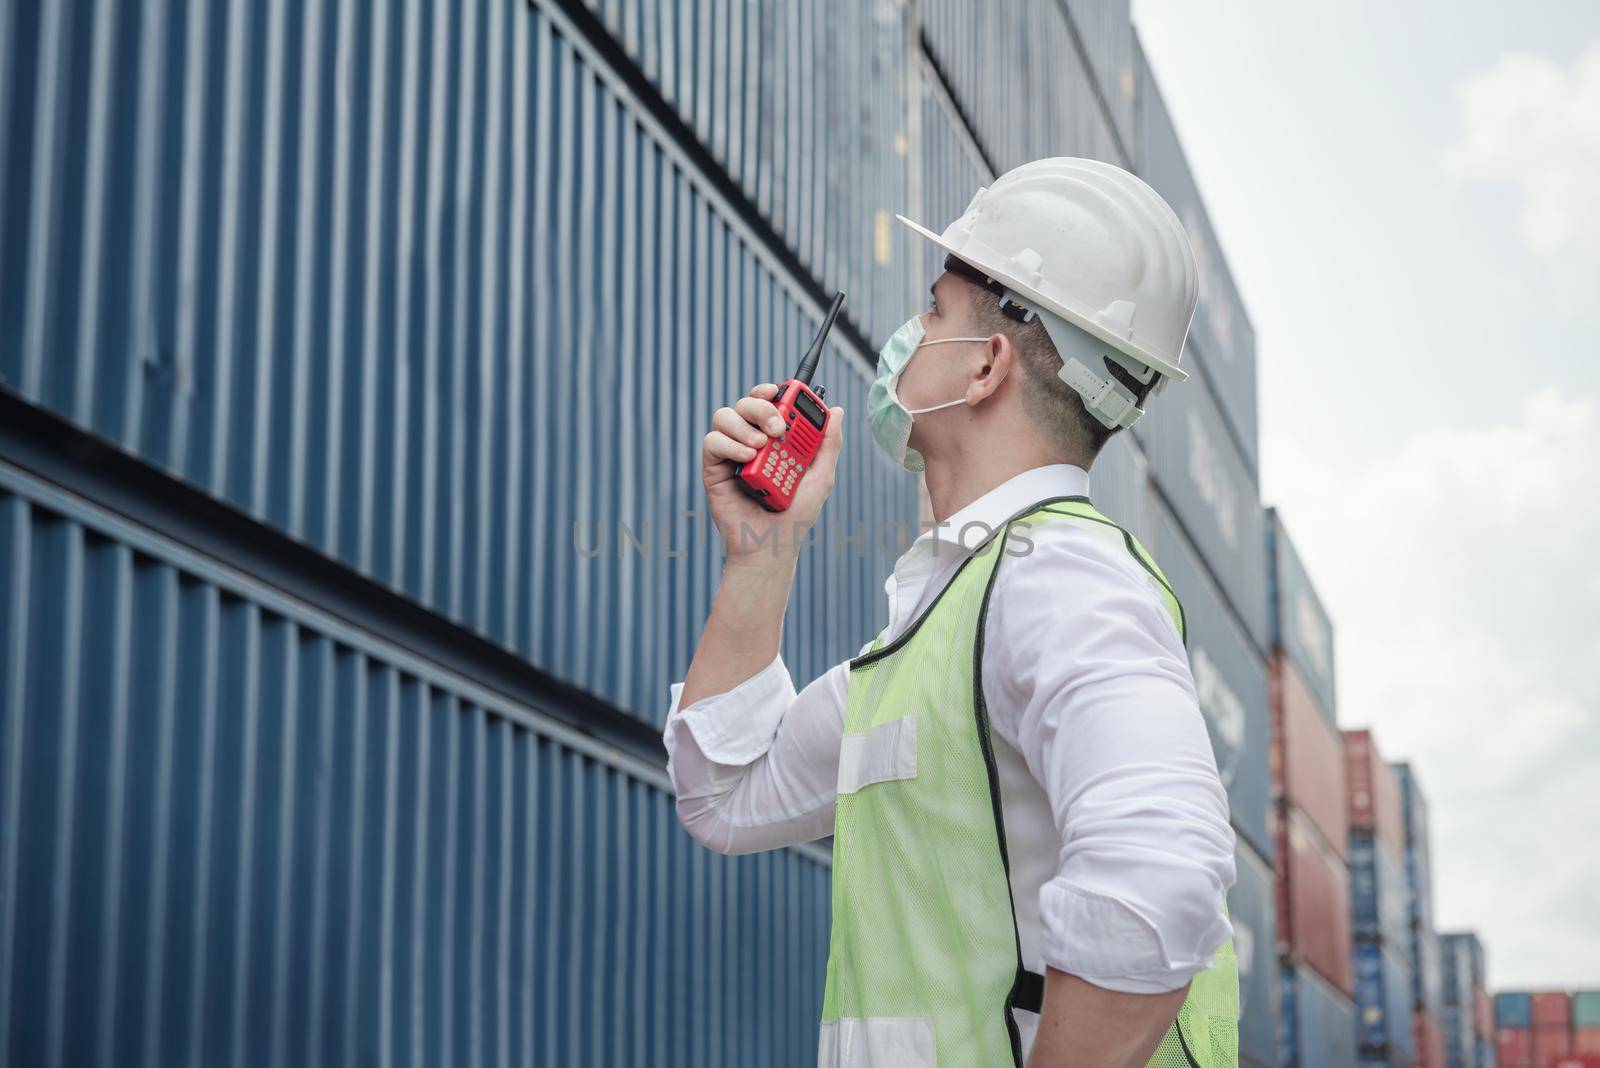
[967,334,1013,403]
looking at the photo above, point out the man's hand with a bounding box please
[679,385,845,710]
[702,383,844,562]
[1027,968,1189,1067]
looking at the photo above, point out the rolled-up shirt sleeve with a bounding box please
[990,529,1237,994]
[663,656,848,855]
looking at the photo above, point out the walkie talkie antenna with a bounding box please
[794,291,845,385]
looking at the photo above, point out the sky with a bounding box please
[1131,0,1600,990]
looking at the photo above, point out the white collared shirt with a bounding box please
[663,464,1235,1051]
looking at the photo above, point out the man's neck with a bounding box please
[923,445,1090,522]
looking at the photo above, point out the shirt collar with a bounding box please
[910,463,1091,559]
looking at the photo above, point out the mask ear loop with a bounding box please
[902,336,1006,415]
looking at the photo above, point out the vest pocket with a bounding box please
[836,716,919,795]
[817,1017,936,1066]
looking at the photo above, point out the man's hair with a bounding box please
[966,285,1158,463]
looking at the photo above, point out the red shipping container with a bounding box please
[1576,1029,1600,1054]
[1270,656,1348,861]
[1414,1010,1446,1068]
[1275,804,1353,996]
[1535,1025,1574,1066]
[1535,992,1574,1028]
[1498,1028,1533,1068]
[1343,728,1405,859]
[1478,985,1495,1036]
[1551,1055,1600,1068]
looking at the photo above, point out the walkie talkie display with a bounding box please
[736,291,845,512]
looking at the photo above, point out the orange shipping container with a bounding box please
[1575,1029,1600,1054]
[1343,728,1405,859]
[1271,656,1348,861]
[1498,1027,1533,1068]
[1477,985,1494,1037]
[1536,992,1574,1028]
[1275,804,1353,997]
[1414,1010,1446,1068]
[1535,1025,1574,1066]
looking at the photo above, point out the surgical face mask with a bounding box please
[867,315,992,472]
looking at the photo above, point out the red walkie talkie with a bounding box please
[736,291,845,512]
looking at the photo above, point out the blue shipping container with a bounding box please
[1440,933,1472,1010]
[1152,498,1273,861]
[1353,941,1416,1063]
[1415,924,1444,1017]
[1134,35,1260,468]
[572,0,922,349]
[1444,1003,1472,1068]
[1393,762,1434,932]
[0,0,924,728]
[1135,333,1269,653]
[1232,839,1283,1068]
[921,0,1126,180]
[1350,832,1411,954]
[1495,993,1533,1030]
[1267,510,1337,722]
[0,469,833,1066]
[1283,962,1358,1068]
[1477,1035,1498,1068]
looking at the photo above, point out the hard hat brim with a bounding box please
[895,213,1190,383]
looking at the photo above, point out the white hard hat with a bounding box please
[897,157,1200,429]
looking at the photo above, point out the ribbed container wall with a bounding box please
[1442,934,1485,1068]
[1498,994,1534,1030]
[1277,805,1353,998]
[571,0,921,348]
[921,0,1126,174]
[0,476,832,1067]
[1576,994,1600,1029]
[1350,832,1411,956]
[1092,425,1158,551]
[1272,654,1348,860]
[1393,761,1437,1023]
[2,0,1282,1060]
[1233,839,1285,1068]
[1345,731,1406,860]
[1416,1010,1446,1068]
[1131,37,1259,467]
[1497,1026,1532,1068]
[0,0,920,729]
[1151,498,1273,861]
[1267,510,1336,720]
[1354,941,1415,1064]
[1062,0,1138,151]
[1283,962,1358,1068]
[1136,336,1269,651]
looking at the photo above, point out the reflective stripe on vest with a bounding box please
[819,496,1239,1068]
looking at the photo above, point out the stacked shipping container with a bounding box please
[0,0,1289,1064]
[1536,994,1575,1066]
[1496,991,1586,1068]
[1396,763,1444,1068]
[1576,993,1600,1054]
[1267,511,1352,1068]
[1346,730,1414,1065]
[1441,932,1491,1068]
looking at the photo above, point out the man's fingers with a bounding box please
[748,382,780,400]
[703,429,758,466]
[711,406,769,450]
[734,396,786,436]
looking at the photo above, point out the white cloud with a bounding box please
[1265,390,1600,987]
[1444,43,1600,264]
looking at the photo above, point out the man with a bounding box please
[665,158,1239,1067]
